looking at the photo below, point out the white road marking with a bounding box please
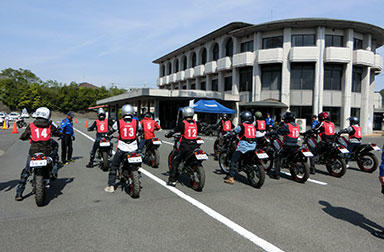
[74,127,285,252]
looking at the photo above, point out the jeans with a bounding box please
[90,136,101,161]
[108,149,126,186]
[138,139,148,153]
[229,151,242,178]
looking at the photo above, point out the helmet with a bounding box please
[144,112,153,119]
[282,112,295,123]
[67,111,74,118]
[255,111,263,119]
[121,104,134,118]
[222,113,229,120]
[348,116,360,125]
[240,111,253,123]
[97,108,106,119]
[318,112,329,122]
[182,107,194,118]
[36,107,51,120]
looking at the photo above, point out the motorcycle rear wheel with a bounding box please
[129,170,140,198]
[289,161,309,183]
[34,174,46,207]
[326,157,346,177]
[218,152,230,174]
[357,152,378,173]
[102,151,109,171]
[152,149,160,168]
[191,165,205,191]
[168,152,173,171]
[247,164,265,189]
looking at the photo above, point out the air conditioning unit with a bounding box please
[295,118,306,133]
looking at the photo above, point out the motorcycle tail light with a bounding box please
[153,138,159,141]
[371,144,377,147]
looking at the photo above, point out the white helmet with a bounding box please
[97,108,106,116]
[182,107,194,118]
[35,107,51,120]
[121,104,134,118]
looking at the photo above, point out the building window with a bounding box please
[174,59,179,73]
[324,64,343,90]
[352,66,363,92]
[191,83,196,90]
[174,85,179,90]
[183,56,187,70]
[291,34,315,47]
[325,35,344,47]
[323,107,341,126]
[261,64,281,90]
[212,79,218,91]
[200,81,206,91]
[182,84,186,90]
[290,63,315,90]
[239,67,253,92]
[161,65,165,77]
[168,63,172,75]
[225,38,233,57]
[240,40,254,52]
[224,76,232,91]
[354,38,363,50]
[351,108,360,118]
[212,43,219,60]
[262,36,283,49]
[290,106,313,124]
[201,48,207,64]
[192,52,197,67]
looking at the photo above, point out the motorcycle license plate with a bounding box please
[196,139,204,145]
[256,153,269,159]
[372,146,381,151]
[302,151,314,157]
[128,157,142,163]
[339,148,349,154]
[30,160,47,167]
[195,154,208,160]
[152,141,162,145]
[100,142,110,147]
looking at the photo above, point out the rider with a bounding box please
[86,108,114,168]
[165,107,199,187]
[104,104,142,193]
[224,111,256,184]
[269,112,300,179]
[138,112,161,154]
[338,117,362,165]
[15,107,61,201]
[311,115,320,129]
[254,111,267,144]
[265,113,275,131]
[213,113,233,158]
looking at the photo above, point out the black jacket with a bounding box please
[88,118,114,137]
[170,119,200,144]
[20,119,61,156]
[276,122,299,146]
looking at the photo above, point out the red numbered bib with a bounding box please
[257,120,266,131]
[287,123,300,139]
[183,120,198,140]
[222,120,232,132]
[96,119,108,133]
[30,123,51,142]
[141,119,156,139]
[243,123,256,139]
[119,119,137,140]
[322,121,335,136]
[350,125,362,139]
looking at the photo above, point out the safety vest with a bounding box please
[96,119,108,133]
[222,120,232,132]
[256,120,266,131]
[350,125,362,139]
[141,119,157,140]
[30,123,51,142]
[119,119,137,140]
[320,121,335,137]
[182,120,198,140]
[242,123,256,139]
[283,123,300,143]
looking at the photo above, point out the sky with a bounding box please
[1,0,384,90]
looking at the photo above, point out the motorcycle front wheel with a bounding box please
[326,157,346,177]
[218,152,230,174]
[289,161,309,183]
[247,164,265,189]
[357,152,378,173]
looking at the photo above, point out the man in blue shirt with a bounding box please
[311,115,320,129]
[60,111,75,164]
[265,113,274,131]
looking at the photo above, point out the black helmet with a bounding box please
[240,111,253,123]
[312,114,317,119]
[282,112,295,123]
[222,113,229,120]
[144,112,153,119]
[348,116,360,125]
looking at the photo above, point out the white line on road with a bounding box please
[74,127,285,252]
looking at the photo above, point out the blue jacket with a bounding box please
[60,118,74,136]
[265,117,274,126]
[311,120,320,129]
[379,144,384,177]
[234,125,256,154]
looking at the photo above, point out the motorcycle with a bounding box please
[200,122,216,136]
[218,134,266,188]
[337,134,380,173]
[167,134,207,191]
[16,118,27,128]
[29,153,53,206]
[302,131,348,177]
[264,133,312,183]
[96,134,113,171]
[118,151,142,198]
[142,137,162,168]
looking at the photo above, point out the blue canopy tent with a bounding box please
[178,99,235,114]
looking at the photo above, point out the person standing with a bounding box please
[265,113,275,131]
[311,115,320,129]
[60,111,75,165]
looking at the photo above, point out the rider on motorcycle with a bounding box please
[254,111,267,143]
[104,104,142,193]
[337,117,362,164]
[213,113,233,158]
[15,107,61,201]
[165,107,200,187]
[313,112,336,149]
[269,112,300,179]
[86,108,114,168]
[138,112,161,154]
[224,111,256,184]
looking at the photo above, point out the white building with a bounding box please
[154,18,384,134]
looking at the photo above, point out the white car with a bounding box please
[7,112,20,121]
[0,112,6,123]
[21,108,29,118]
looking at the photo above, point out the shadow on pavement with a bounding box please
[71,156,83,160]
[0,179,19,192]
[45,177,74,204]
[319,200,384,235]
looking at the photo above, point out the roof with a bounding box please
[152,22,252,63]
[230,18,384,46]
[239,99,288,108]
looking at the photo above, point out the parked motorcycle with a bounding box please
[337,133,380,173]
[142,137,162,168]
[218,134,266,188]
[28,153,53,206]
[199,122,216,136]
[167,134,207,191]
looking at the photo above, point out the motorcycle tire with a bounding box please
[218,152,230,174]
[102,151,109,171]
[152,149,160,168]
[247,164,265,189]
[191,165,205,191]
[262,149,274,171]
[213,139,218,156]
[357,152,378,173]
[34,174,46,207]
[289,161,309,183]
[326,157,346,177]
[129,170,140,198]
[168,152,173,171]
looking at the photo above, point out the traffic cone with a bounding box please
[11,122,18,134]
[2,120,8,130]
[74,118,77,124]
[85,121,88,128]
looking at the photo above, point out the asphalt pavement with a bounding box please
[0,118,383,252]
